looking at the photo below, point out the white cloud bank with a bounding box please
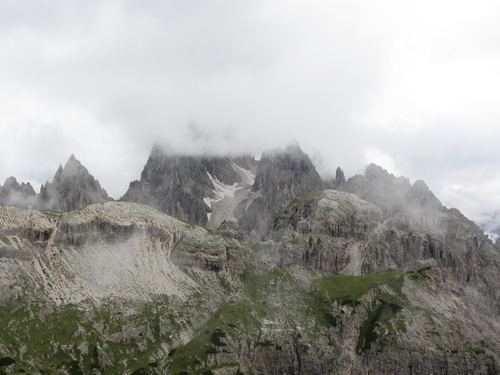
[1,0,499,231]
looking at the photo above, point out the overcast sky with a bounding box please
[1,0,499,233]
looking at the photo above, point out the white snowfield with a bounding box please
[203,161,256,230]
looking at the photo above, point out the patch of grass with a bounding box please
[0,235,10,246]
[285,190,324,211]
[465,347,486,355]
[168,299,260,373]
[0,295,187,374]
[355,299,403,353]
[316,271,408,306]
[179,219,196,228]
[315,271,427,353]
[41,210,64,218]
[416,267,432,278]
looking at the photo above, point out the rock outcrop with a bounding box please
[38,154,111,211]
[0,202,240,305]
[121,144,257,228]
[340,163,443,216]
[235,143,325,238]
[1,150,499,374]
[0,155,110,212]
[1,183,499,374]
[0,176,37,208]
[122,143,324,239]
[267,190,383,275]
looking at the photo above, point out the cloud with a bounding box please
[0,0,499,230]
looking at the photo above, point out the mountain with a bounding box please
[0,155,110,213]
[122,143,324,239]
[39,154,111,211]
[235,143,325,238]
[0,177,37,208]
[1,192,498,374]
[121,144,257,228]
[0,148,499,374]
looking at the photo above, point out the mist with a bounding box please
[1,0,499,230]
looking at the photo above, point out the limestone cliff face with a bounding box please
[38,155,111,212]
[267,190,382,275]
[1,156,500,374]
[1,196,499,374]
[336,164,499,302]
[121,144,257,228]
[235,144,325,238]
[0,155,110,212]
[341,163,443,216]
[122,144,325,239]
[0,176,37,208]
[0,202,241,305]
[268,187,499,304]
[260,188,499,374]
[0,202,245,374]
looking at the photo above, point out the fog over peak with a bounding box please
[1,0,499,232]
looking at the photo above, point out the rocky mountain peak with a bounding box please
[408,179,443,209]
[235,144,325,237]
[252,143,323,193]
[0,176,37,208]
[121,145,257,228]
[342,163,431,217]
[39,155,110,211]
[53,164,64,182]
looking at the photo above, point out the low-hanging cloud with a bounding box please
[1,0,499,231]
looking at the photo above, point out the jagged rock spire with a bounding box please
[39,155,111,211]
[0,177,37,208]
[335,167,345,185]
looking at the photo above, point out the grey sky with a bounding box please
[1,0,499,232]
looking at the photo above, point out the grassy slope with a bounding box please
[0,247,436,375]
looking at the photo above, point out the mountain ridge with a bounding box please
[0,154,111,213]
[1,194,498,374]
[1,143,499,373]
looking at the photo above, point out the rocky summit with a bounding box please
[0,145,499,375]
[0,155,111,213]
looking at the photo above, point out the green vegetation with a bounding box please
[317,271,404,304]
[465,347,486,355]
[0,295,190,374]
[0,243,433,374]
[314,270,429,353]
[0,235,10,245]
[355,299,403,353]
[179,219,197,228]
[168,299,259,373]
[41,210,64,218]
[285,190,324,211]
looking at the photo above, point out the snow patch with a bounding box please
[231,161,255,186]
[203,163,255,220]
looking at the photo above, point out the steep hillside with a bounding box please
[235,143,325,238]
[121,144,257,229]
[121,143,324,239]
[1,193,499,374]
[1,153,499,374]
[0,202,244,374]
